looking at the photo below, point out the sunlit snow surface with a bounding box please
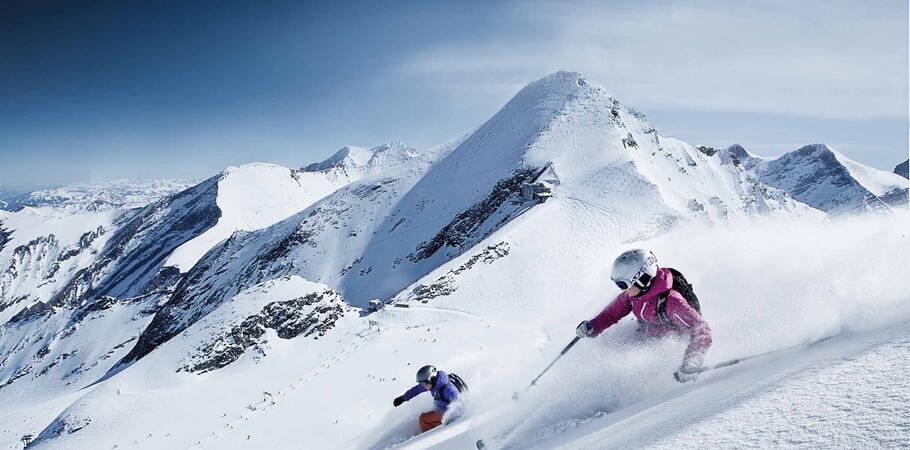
[9,209,907,450]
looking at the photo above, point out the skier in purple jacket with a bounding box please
[576,249,712,383]
[393,365,462,432]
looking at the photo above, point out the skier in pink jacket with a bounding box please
[576,249,712,382]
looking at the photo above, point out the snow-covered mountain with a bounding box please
[2,71,908,450]
[0,179,197,214]
[0,185,53,211]
[160,153,419,273]
[302,142,421,174]
[706,143,908,214]
[0,207,124,324]
[109,71,822,373]
[0,145,426,392]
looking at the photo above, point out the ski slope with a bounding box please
[19,205,909,450]
[403,323,910,450]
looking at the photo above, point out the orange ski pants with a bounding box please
[419,410,444,432]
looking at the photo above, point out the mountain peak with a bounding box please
[303,142,417,172]
[222,162,287,177]
[514,71,597,107]
[535,70,589,90]
[726,144,752,158]
[894,159,908,179]
[758,144,907,213]
[794,143,835,157]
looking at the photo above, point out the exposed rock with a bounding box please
[50,176,221,308]
[47,226,107,279]
[410,242,510,303]
[37,350,78,376]
[58,227,105,264]
[1,235,61,311]
[410,169,534,262]
[8,300,54,324]
[33,414,92,444]
[0,221,11,253]
[180,289,351,374]
[70,296,118,323]
[895,159,909,179]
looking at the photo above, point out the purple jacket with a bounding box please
[588,267,712,362]
[401,370,460,411]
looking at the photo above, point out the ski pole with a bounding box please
[697,334,837,374]
[514,336,581,399]
[696,357,747,373]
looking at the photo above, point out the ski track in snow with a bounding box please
[652,335,910,449]
[190,305,501,450]
[189,329,382,449]
[514,324,910,450]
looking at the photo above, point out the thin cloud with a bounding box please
[396,0,908,120]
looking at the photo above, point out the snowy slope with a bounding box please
[0,176,227,438]
[0,150,426,450]
[165,144,422,272]
[111,141,443,369]
[549,325,909,449]
[19,211,909,450]
[0,146,422,411]
[163,163,341,271]
[0,207,124,324]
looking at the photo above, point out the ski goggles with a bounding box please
[612,272,652,291]
[613,279,633,290]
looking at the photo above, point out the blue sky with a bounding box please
[1,0,907,185]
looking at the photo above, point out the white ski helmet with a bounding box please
[611,249,658,290]
[416,365,437,384]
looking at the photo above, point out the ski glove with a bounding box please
[576,321,594,338]
[674,363,699,383]
[393,396,405,407]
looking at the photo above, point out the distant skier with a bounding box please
[392,365,467,432]
[576,249,712,383]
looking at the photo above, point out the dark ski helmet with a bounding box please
[611,249,658,290]
[416,365,437,384]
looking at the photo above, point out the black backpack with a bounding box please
[448,373,468,394]
[655,268,702,326]
[436,373,468,403]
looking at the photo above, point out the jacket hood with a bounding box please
[432,370,449,394]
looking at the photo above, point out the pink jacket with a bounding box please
[588,267,711,362]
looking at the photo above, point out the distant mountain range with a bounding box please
[696,143,908,214]
[0,179,196,213]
